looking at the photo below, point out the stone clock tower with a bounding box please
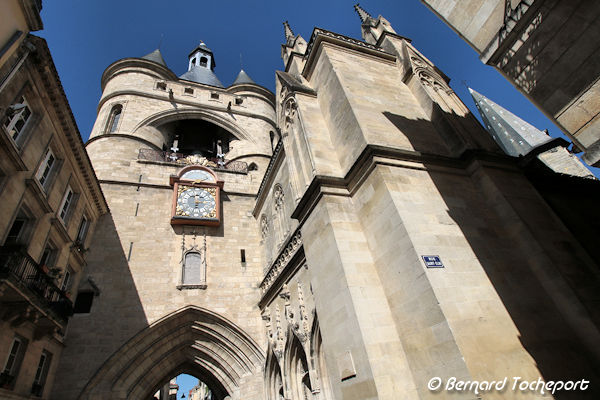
[52,42,276,399]
[51,5,600,400]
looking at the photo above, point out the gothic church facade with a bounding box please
[51,6,600,400]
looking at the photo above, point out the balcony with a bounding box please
[0,247,73,330]
[138,149,248,173]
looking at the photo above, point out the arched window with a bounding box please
[182,251,206,286]
[107,105,122,133]
[199,57,208,67]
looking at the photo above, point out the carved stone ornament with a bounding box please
[274,184,285,211]
[261,214,269,238]
[260,231,303,294]
[293,282,310,343]
[177,154,217,167]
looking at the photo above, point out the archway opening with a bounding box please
[152,372,222,400]
[79,306,264,399]
[158,119,236,158]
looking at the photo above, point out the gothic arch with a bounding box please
[131,108,255,143]
[77,306,264,400]
[284,331,313,400]
[310,316,332,399]
[264,346,285,400]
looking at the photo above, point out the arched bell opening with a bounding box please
[158,119,237,159]
[79,306,264,400]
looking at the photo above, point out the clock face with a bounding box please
[175,186,217,219]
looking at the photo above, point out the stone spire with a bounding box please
[283,21,295,44]
[354,3,372,24]
[469,87,552,157]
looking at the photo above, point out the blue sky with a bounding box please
[34,0,599,177]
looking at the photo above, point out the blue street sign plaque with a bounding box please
[422,255,444,268]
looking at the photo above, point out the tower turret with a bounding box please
[354,3,397,45]
[179,41,223,87]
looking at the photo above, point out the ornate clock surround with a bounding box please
[170,165,224,226]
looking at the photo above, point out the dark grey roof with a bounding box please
[232,69,256,85]
[188,41,213,57]
[141,49,168,68]
[179,66,224,88]
[469,87,552,157]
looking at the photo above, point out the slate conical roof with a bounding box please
[141,49,168,67]
[469,88,552,157]
[232,69,256,85]
[179,66,224,88]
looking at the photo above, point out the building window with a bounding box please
[184,87,194,95]
[210,92,219,100]
[199,57,208,67]
[106,105,122,133]
[61,267,73,293]
[156,81,167,91]
[59,186,74,222]
[39,242,57,269]
[76,214,89,244]
[1,336,28,390]
[182,251,204,285]
[30,350,51,397]
[5,208,32,246]
[35,147,57,190]
[74,291,94,313]
[190,57,196,66]
[235,97,243,105]
[3,96,32,144]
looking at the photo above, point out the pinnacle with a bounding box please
[354,3,372,23]
[283,21,295,43]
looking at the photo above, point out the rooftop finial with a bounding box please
[354,3,372,23]
[283,21,295,43]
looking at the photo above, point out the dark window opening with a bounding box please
[74,292,94,313]
[248,162,258,171]
[235,97,243,105]
[191,57,196,66]
[156,81,167,91]
[158,119,235,159]
[210,92,219,100]
[184,87,194,95]
[107,105,122,133]
[199,57,208,67]
[240,249,246,263]
[40,243,57,268]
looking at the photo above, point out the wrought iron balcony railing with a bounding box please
[138,149,248,173]
[0,247,73,323]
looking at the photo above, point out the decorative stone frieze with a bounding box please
[259,230,302,294]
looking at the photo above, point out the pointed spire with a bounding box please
[283,21,295,43]
[232,69,256,86]
[141,49,168,67]
[354,3,372,23]
[469,87,552,157]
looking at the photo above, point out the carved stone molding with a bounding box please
[260,230,303,294]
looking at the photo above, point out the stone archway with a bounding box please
[77,306,265,400]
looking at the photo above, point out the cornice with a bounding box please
[101,58,178,91]
[291,145,520,225]
[302,27,396,80]
[97,90,278,130]
[27,36,108,216]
